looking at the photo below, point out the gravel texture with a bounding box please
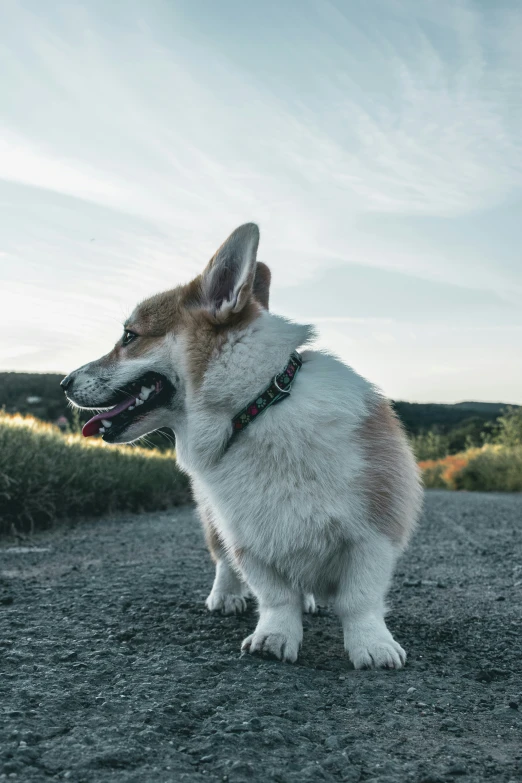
[1,490,521,783]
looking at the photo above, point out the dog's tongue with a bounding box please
[82,397,136,437]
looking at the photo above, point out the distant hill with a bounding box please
[0,371,515,439]
[391,400,512,435]
[452,401,511,413]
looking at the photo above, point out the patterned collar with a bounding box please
[227,351,303,448]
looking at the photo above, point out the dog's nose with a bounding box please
[60,373,74,392]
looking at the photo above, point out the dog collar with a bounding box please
[228,351,303,446]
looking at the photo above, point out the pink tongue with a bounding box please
[82,396,136,437]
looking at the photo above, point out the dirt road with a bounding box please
[1,491,521,782]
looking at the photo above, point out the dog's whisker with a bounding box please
[103,383,135,400]
[157,429,176,449]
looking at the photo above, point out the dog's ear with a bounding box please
[201,223,260,318]
[253,262,271,310]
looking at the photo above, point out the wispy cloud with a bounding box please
[0,0,521,400]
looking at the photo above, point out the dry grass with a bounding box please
[0,412,191,535]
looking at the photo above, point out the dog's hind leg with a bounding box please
[200,506,249,615]
[333,534,406,669]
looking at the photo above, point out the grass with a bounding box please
[0,412,191,535]
[419,444,522,492]
[2,404,520,537]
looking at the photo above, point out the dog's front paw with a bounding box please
[302,593,317,614]
[348,637,406,670]
[241,631,300,663]
[205,591,247,615]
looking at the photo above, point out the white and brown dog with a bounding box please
[62,224,422,668]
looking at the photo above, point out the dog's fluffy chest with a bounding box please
[186,350,374,574]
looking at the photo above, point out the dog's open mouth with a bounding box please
[82,372,174,441]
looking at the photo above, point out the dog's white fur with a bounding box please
[66,223,423,668]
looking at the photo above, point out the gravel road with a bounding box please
[1,491,521,783]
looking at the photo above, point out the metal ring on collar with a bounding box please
[273,376,291,394]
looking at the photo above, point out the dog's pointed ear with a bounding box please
[253,262,271,310]
[201,223,260,318]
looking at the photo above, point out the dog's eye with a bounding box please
[122,330,137,346]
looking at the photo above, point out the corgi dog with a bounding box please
[62,224,422,668]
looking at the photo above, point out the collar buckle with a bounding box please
[273,375,292,394]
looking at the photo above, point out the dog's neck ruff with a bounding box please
[227,351,303,448]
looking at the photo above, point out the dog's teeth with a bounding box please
[129,405,135,411]
[149,385,155,392]
[140,386,151,401]
[99,426,106,434]
[135,398,144,406]
[101,419,112,428]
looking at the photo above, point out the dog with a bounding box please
[62,223,422,668]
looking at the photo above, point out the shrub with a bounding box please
[410,430,450,461]
[0,412,191,535]
[454,445,522,492]
[418,462,446,489]
[495,407,522,447]
[419,444,522,492]
[418,452,476,489]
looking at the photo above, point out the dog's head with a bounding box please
[62,223,271,444]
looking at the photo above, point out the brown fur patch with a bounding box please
[126,277,203,336]
[125,275,262,389]
[358,399,419,545]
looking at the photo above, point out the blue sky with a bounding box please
[1,0,521,402]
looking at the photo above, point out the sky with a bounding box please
[1,0,521,403]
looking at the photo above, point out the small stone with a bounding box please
[230,761,254,774]
[59,651,78,662]
[407,687,416,694]
[324,735,340,749]
[2,764,19,774]
[200,755,214,763]
[440,719,458,732]
[447,763,467,775]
